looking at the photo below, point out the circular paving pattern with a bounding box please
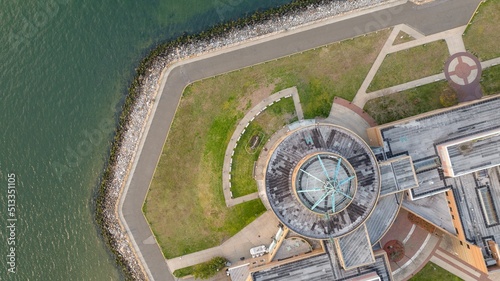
[384,240,405,262]
[294,153,357,214]
[264,123,381,239]
[444,52,482,86]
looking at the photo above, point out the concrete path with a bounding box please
[380,209,441,281]
[352,25,468,108]
[118,0,482,280]
[166,211,279,271]
[431,249,491,281]
[222,87,301,207]
[325,101,371,141]
[353,56,500,109]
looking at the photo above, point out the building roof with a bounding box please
[335,225,375,269]
[265,123,381,239]
[450,169,500,252]
[378,97,500,162]
[402,192,455,235]
[252,254,334,281]
[437,128,500,177]
[365,192,403,245]
[326,240,393,281]
[379,156,418,196]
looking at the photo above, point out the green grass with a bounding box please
[368,40,449,92]
[231,98,296,197]
[481,64,500,95]
[463,0,500,61]
[364,81,456,124]
[409,262,462,281]
[144,29,390,258]
[172,265,195,278]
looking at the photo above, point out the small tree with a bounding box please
[440,86,458,107]
[192,256,227,279]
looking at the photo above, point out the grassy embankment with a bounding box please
[463,0,500,95]
[364,81,454,124]
[144,29,391,258]
[368,40,449,92]
[231,98,296,197]
[463,0,500,61]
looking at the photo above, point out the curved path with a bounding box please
[222,87,298,207]
[118,0,482,280]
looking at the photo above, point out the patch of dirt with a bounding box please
[393,30,416,45]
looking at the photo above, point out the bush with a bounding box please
[192,257,227,279]
[439,86,458,107]
[172,265,195,278]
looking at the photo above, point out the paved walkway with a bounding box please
[325,99,372,141]
[222,87,302,207]
[166,211,280,271]
[352,24,468,108]
[380,209,441,281]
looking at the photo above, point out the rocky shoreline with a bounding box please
[96,0,393,279]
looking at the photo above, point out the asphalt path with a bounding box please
[119,0,481,280]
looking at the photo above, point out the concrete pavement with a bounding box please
[166,211,280,271]
[118,0,482,280]
[352,24,468,108]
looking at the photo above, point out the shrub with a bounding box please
[192,257,227,279]
[439,86,458,107]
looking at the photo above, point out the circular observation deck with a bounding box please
[264,123,381,239]
[294,153,357,214]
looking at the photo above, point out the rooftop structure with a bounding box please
[252,251,392,281]
[368,95,500,273]
[265,123,381,239]
[437,128,500,177]
[251,95,500,281]
[263,122,412,272]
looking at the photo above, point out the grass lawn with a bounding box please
[392,30,415,45]
[463,0,500,61]
[481,64,500,95]
[409,262,462,281]
[368,40,449,92]
[364,81,456,125]
[143,29,390,258]
[231,98,296,197]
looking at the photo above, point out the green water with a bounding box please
[0,0,292,280]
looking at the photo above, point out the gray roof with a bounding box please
[450,168,500,252]
[326,241,392,281]
[402,192,455,235]
[379,96,500,162]
[252,254,334,281]
[365,192,403,245]
[380,156,418,196]
[252,247,392,281]
[439,128,500,177]
[411,168,449,199]
[265,123,380,239]
[335,224,375,269]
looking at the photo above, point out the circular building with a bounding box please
[265,123,381,239]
